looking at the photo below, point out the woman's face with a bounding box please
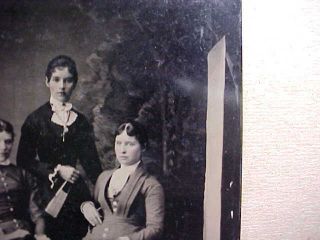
[46,67,76,103]
[0,131,13,162]
[115,130,142,166]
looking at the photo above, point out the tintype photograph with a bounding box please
[0,1,241,240]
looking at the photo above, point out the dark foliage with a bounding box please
[70,1,241,240]
[0,0,241,239]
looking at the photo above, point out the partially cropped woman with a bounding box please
[0,119,48,240]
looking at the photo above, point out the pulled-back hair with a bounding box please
[45,55,78,83]
[115,120,148,150]
[0,119,14,141]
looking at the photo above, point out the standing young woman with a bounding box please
[17,55,102,240]
[81,120,164,240]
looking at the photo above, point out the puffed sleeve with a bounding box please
[127,180,165,240]
[17,115,55,179]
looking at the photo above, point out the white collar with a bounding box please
[108,161,141,197]
[50,97,72,112]
[0,159,11,166]
[49,96,78,142]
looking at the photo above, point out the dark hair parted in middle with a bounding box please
[0,119,14,141]
[115,120,148,150]
[45,55,78,83]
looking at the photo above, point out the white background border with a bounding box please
[242,0,320,239]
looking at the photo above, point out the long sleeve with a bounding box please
[93,173,102,202]
[17,115,55,180]
[77,118,102,184]
[127,182,165,240]
[16,104,98,240]
[22,169,44,223]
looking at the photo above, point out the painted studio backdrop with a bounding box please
[0,1,241,240]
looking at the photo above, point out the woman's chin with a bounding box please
[0,155,8,162]
[53,95,70,103]
[118,159,140,166]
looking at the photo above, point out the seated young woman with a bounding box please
[0,119,49,240]
[81,120,164,240]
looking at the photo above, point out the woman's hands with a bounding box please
[34,216,51,240]
[80,202,130,240]
[1,229,30,240]
[81,202,102,226]
[34,218,45,235]
[34,234,51,240]
[58,165,80,184]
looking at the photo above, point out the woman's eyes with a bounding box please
[116,141,136,146]
[65,78,74,83]
[4,140,12,144]
[52,77,74,83]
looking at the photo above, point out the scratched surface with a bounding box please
[0,1,242,240]
[242,0,320,239]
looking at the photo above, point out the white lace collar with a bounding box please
[49,96,78,142]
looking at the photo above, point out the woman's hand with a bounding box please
[1,229,30,240]
[58,165,80,184]
[117,237,130,240]
[34,234,51,240]
[81,202,102,226]
[35,218,45,235]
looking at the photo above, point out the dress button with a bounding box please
[13,219,17,223]
[102,233,107,238]
[104,227,109,232]
[113,207,117,213]
[1,177,4,181]
[4,182,7,187]
[9,207,14,212]
[112,201,118,207]
[7,195,11,200]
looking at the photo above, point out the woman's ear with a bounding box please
[45,77,50,87]
[142,143,147,152]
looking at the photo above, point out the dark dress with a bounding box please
[17,102,102,240]
[83,164,165,240]
[0,164,42,240]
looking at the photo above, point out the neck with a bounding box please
[50,96,68,105]
[121,160,141,169]
[0,159,11,166]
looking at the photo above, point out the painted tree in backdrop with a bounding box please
[73,1,241,239]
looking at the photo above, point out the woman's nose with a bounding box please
[58,80,65,89]
[0,141,5,150]
[120,144,126,153]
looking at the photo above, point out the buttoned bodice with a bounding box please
[0,164,42,234]
[83,165,164,240]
